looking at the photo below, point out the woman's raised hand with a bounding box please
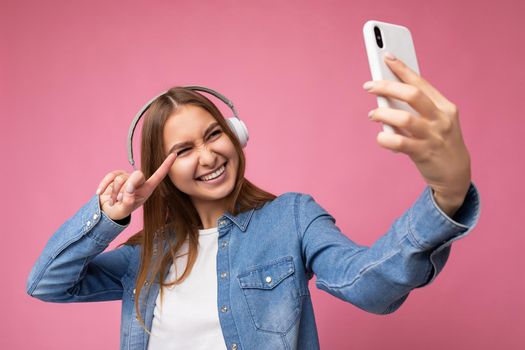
[95,153,177,221]
[363,52,471,216]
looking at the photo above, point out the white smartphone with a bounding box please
[363,20,421,134]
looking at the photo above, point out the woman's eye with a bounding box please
[177,148,190,156]
[175,130,221,156]
[209,129,222,138]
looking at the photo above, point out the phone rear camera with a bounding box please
[373,26,383,48]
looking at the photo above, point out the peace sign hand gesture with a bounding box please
[95,153,177,221]
[364,52,471,216]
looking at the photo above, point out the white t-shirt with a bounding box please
[147,226,227,350]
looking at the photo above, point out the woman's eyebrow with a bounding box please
[168,121,220,154]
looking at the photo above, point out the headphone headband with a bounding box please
[127,86,243,170]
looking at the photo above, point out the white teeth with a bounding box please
[199,164,225,181]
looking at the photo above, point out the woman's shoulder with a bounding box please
[276,191,318,202]
[267,191,330,216]
[253,192,332,232]
[257,191,316,212]
[261,191,302,205]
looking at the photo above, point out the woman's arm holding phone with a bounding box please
[298,52,480,314]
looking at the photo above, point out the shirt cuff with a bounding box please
[82,194,131,245]
[408,181,481,249]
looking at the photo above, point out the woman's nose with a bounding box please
[197,144,217,163]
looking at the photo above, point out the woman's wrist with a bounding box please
[432,189,466,218]
[113,215,131,225]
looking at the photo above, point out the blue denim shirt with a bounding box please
[26,182,480,350]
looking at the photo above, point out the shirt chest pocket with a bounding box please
[237,256,301,334]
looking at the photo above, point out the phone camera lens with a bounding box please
[373,26,383,48]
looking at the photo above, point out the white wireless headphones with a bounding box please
[127,86,249,170]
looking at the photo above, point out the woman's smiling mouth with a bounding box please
[196,161,227,182]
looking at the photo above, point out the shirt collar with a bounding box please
[221,207,256,232]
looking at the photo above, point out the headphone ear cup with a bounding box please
[226,117,249,148]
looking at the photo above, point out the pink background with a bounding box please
[2,0,523,349]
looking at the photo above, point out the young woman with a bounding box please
[26,54,480,350]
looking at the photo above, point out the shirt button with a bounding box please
[265,276,272,284]
[221,241,228,248]
[219,220,227,227]
[231,344,238,350]
[133,288,136,294]
[221,305,229,313]
[220,272,228,279]
[86,221,91,227]
[93,213,98,220]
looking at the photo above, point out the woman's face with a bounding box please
[163,104,239,205]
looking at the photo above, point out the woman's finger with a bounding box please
[109,172,143,214]
[111,174,129,204]
[376,130,426,160]
[120,184,135,208]
[363,79,439,121]
[111,175,122,203]
[143,153,177,194]
[96,173,116,195]
[96,170,127,195]
[369,107,431,139]
[126,170,146,194]
[114,171,145,213]
[100,183,115,206]
[119,176,139,208]
[382,53,454,110]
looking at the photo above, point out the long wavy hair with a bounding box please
[115,86,277,335]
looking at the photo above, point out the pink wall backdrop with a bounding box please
[2,0,523,348]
